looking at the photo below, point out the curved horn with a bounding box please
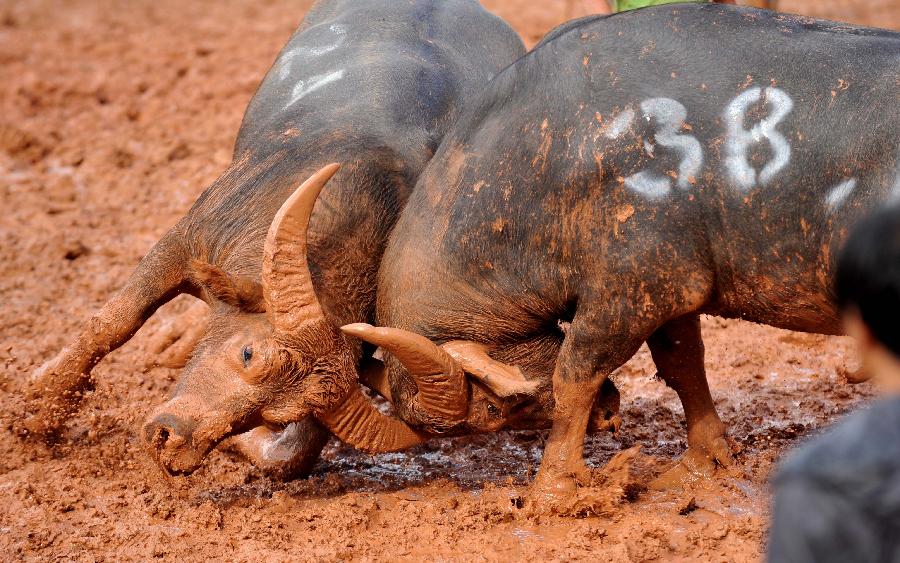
[318,385,426,453]
[836,360,871,384]
[844,369,871,384]
[262,163,340,334]
[340,323,468,427]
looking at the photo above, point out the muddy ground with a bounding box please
[1,0,898,560]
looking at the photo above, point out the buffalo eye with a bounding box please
[241,345,253,367]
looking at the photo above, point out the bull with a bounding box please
[20,0,525,477]
[334,4,899,499]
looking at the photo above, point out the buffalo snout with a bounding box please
[143,405,209,476]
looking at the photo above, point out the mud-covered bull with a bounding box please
[21,0,525,476]
[334,4,900,498]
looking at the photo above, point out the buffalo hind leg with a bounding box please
[647,315,731,488]
[21,232,188,440]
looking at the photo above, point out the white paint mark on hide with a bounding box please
[640,98,703,190]
[305,24,348,56]
[621,98,703,199]
[825,178,857,210]
[603,108,635,139]
[724,87,794,191]
[278,51,298,81]
[284,69,345,109]
[624,171,672,200]
[278,24,348,81]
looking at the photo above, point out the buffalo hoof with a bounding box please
[649,437,734,491]
[526,459,594,513]
[527,446,644,515]
[528,472,579,512]
[18,356,89,442]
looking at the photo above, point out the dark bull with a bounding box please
[337,4,900,498]
[20,0,525,476]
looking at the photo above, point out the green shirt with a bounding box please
[611,0,709,12]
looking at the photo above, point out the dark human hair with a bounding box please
[835,204,900,357]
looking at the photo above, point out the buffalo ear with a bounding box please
[189,259,265,312]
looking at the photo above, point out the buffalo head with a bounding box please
[143,164,423,475]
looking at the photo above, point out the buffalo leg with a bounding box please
[21,232,188,439]
[531,307,646,502]
[588,377,622,433]
[143,299,208,370]
[647,315,731,485]
[223,418,331,481]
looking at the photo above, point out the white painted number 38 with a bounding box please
[612,87,794,199]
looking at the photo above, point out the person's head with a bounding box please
[836,204,900,391]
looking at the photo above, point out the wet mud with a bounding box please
[0,0,897,560]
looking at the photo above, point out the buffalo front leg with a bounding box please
[532,310,644,503]
[588,377,622,434]
[647,315,731,487]
[223,418,331,481]
[21,232,188,439]
[143,299,209,370]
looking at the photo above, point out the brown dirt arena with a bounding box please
[1,0,897,560]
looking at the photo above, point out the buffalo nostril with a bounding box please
[144,413,195,449]
[144,422,173,450]
[145,422,190,458]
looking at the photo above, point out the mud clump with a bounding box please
[559,446,648,519]
[0,124,48,164]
